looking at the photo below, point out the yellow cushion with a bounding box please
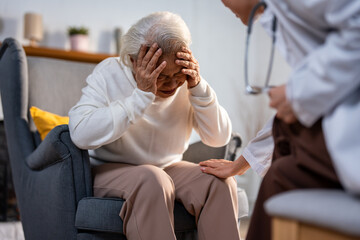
[29,106,69,140]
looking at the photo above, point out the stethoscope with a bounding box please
[244,1,277,94]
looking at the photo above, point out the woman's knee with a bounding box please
[135,165,175,196]
[205,174,237,194]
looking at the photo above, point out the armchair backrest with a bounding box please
[0,38,34,166]
[27,56,96,132]
[0,38,99,141]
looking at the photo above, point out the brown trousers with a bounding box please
[246,117,343,240]
[93,161,240,240]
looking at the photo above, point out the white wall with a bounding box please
[0,0,292,208]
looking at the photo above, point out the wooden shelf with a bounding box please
[23,46,116,64]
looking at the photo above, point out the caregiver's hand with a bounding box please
[268,84,297,124]
[199,155,250,178]
[133,43,167,95]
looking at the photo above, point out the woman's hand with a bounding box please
[176,47,201,88]
[268,84,297,124]
[133,43,167,95]
[199,155,250,178]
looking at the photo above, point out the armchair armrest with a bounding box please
[14,124,93,239]
[26,124,71,170]
[25,124,93,200]
[225,132,242,161]
[183,132,242,163]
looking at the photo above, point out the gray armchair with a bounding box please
[0,38,244,240]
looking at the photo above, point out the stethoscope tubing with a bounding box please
[244,1,277,95]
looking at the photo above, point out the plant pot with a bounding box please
[69,34,89,52]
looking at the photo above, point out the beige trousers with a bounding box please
[93,161,240,240]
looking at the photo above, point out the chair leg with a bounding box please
[272,217,359,240]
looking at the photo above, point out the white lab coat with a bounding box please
[243,0,360,195]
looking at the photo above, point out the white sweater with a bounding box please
[69,57,232,168]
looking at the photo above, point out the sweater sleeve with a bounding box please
[68,70,155,150]
[188,78,232,147]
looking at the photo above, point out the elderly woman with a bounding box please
[69,12,240,240]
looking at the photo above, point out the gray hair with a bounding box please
[120,11,192,70]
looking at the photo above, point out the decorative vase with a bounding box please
[114,27,122,55]
[69,34,89,52]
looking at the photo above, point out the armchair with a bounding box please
[0,38,246,240]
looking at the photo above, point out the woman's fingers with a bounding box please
[151,61,167,78]
[177,51,192,61]
[179,46,192,55]
[176,59,199,80]
[176,59,197,69]
[182,69,198,79]
[176,47,201,88]
[141,43,159,68]
[179,47,199,65]
[137,44,148,67]
[137,43,163,73]
[146,48,163,71]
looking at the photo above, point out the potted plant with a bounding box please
[68,26,89,52]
